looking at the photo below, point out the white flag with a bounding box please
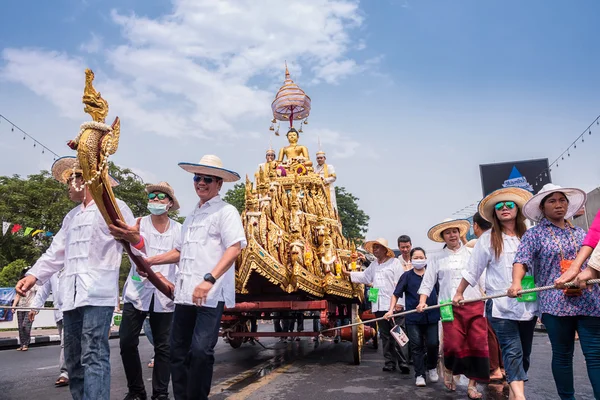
[2,221,10,236]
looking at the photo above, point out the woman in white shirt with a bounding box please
[417,218,488,399]
[454,188,536,400]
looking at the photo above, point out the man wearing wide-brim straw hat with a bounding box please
[136,154,246,399]
[17,155,137,400]
[118,181,182,400]
[342,238,410,374]
[417,218,489,396]
[52,155,120,188]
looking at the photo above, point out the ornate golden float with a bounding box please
[223,66,374,364]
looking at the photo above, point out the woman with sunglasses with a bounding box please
[417,218,488,399]
[509,184,600,400]
[453,188,535,400]
[120,182,182,400]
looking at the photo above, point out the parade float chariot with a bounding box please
[220,67,375,364]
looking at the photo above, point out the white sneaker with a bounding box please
[428,369,439,383]
[415,376,426,387]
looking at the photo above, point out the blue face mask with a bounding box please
[147,203,169,215]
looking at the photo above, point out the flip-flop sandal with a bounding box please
[444,370,456,391]
[468,385,482,399]
[55,377,69,387]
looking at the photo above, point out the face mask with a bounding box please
[411,259,427,270]
[147,203,169,215]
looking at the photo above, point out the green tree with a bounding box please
[0,163,175,283]
[222,184,370,242]
[0,259,29,287]
[336,186,369,243]
[223,182,246,214]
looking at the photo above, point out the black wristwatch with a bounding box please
[203,273,216,284]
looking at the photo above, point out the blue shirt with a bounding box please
[393,269,440,324]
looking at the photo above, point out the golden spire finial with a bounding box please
[82,69,109,123]
[285,61,290,80]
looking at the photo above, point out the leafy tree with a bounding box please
[222,184,370,242]
[336,186,369,243]
[0,259,28,287]
[0,163,178,289]
[223,182,246,214]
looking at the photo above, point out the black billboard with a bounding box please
[479,158,551,197]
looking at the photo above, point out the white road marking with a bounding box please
[37,365,59,370]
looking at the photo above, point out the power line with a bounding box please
[452,112,600,217]
[0,113,61,159]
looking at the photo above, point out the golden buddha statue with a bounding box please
[277,127,313,167]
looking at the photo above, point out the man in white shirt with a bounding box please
[119,182,182,400]
[16,156,137,400]
[141,155,246,400]
[314,150,337,210]
[397,235,413,271]
[343,238,409,374]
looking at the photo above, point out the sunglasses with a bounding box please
[495,201,516,211]
[193,175,217,184]
[148,193,168,200]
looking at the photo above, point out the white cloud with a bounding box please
[80,33,103,54]
[1,0,371,144]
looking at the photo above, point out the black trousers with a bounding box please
[374,311,409,369]
[120,297,173,398]
[170,302,224,400]
[406,323,439,378]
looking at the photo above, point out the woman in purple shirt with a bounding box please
[509,184,600,400]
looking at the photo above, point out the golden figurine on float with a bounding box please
[235,65,363,302]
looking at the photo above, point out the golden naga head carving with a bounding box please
[82,69,109,123]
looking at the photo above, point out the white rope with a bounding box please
[320,278,600,333]
[0,306,123,314]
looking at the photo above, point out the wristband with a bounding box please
[132,236,145,250]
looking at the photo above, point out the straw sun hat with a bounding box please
[363,238,395,258]
[478,187,533,222]
[427,218,471,243]
[51,156,119,187]
[178,155,241,182]
[522,183,586,222]
[145,181,180,211]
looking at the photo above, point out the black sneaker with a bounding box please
[124,393,147,400]
[400,366,411,375]
[382,366,396,372]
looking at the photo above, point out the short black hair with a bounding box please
[397,235,411,244]
[473,212,492,231]
[410,247,426,258]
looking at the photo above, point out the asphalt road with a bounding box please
[0,328,595,400]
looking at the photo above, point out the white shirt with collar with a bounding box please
[174,196,247,308]
[462,230,538,321]
[28,199,135,311]
[418,245,482,303]
[350,257,404,312]
[123,215,182,313]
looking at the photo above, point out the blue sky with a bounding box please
[1,0,599,250]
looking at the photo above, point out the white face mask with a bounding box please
[411,259,427,270]
[147,203,169,215]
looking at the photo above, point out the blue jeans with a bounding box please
[405,323,439,378]
[63,306,113,400]
[170,303,224,400]
[487,300,536,384]
[542,314,600,400]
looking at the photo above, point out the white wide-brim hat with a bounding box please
[522,183,587,222]
[145,181,180,211]
[478,187,533,222]
[178,154,240,183]
[427,218,471,243]
[51,156,119,187]
[363,238,395,259]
